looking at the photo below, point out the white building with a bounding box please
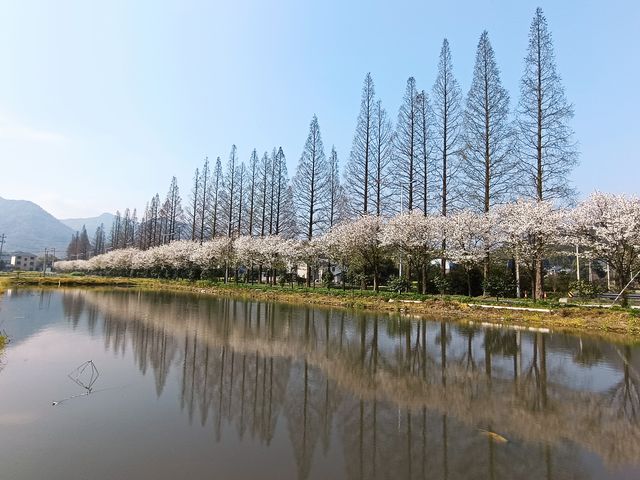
[296,261,344,284]
[11,252,37,271]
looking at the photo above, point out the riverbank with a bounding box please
[2,274,639,341]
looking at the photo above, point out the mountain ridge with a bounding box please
[0,196,74,254]
[60,212,115,236]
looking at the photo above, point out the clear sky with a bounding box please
[1,0,638,218]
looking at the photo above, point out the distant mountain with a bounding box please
[60,212,115,237]
[0,196,74,255]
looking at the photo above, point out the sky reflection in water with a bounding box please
[0,288,639,480]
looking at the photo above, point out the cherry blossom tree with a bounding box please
[570,192,640,294]
[495,199,564,299]
[381,210,443,293]
[54,192,640,301]
[323,215,386,291]
[444,211,493,296]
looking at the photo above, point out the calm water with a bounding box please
[0,289,639,480]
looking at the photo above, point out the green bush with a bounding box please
[387,275,411,293]
[432,274,450,295]
[568,280,602,298]
[321,271,334,289]
[484,275,516,300]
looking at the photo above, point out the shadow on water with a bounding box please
[1,288,640,479]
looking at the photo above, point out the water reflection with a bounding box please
[2,289,640,479]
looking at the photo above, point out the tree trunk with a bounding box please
[421,263,428,295]
[483,252,490,296]
[515,254,521,298]
[535,256,543,301]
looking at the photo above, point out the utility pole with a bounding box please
[42,248,48,276]
[0,234,5,272]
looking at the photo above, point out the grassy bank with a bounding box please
[2,273,639,341]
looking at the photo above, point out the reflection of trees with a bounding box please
[516,333,548,411]
[605,346,640,424]
[456,325,479,372]
[61,290,86,328]
[61,290,640,474]
[573,338,603,367]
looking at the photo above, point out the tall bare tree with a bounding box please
[258,151,271,237]
[67,225,91,260]
[236,161,246,235]
[187,168,199,241]
[247,149,259,236]
[433,39,463,274]
[461,31,514,293]
[209,157,223,238]
[416,90,432,215]
[92,223,106,256]
[293,114,329,241]
[371,99,394,216]
[345,72,376,215]
[278,185,298,239]
[327,146,346,228]
[163,176,184,241]
[109,211,121,249]
[517,7,577,203]
[273,147,288,235]
[394,77,419,212]
[462,31,514,213]
[224,145,238,237]
[433,39,463,218]
[198,157,210,243]
[269,147,278,234]
[517,7,577,299]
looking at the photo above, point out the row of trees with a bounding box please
[56,193,640,299]
[68,8,581,298]
[346,8,576,213]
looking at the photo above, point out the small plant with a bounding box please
[387,275,411,293]
[568,280,601,298]
[321,271,334,289]
[484,276,515,301]
[433,274,450,296]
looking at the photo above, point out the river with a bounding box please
[0,288,638,479]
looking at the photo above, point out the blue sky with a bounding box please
[1,0,638,218]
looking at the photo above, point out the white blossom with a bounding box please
[570,192,640,287]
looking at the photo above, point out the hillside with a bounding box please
[0,196,74,254]
[60,212,115,236]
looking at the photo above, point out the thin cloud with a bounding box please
[0,116,66,144]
